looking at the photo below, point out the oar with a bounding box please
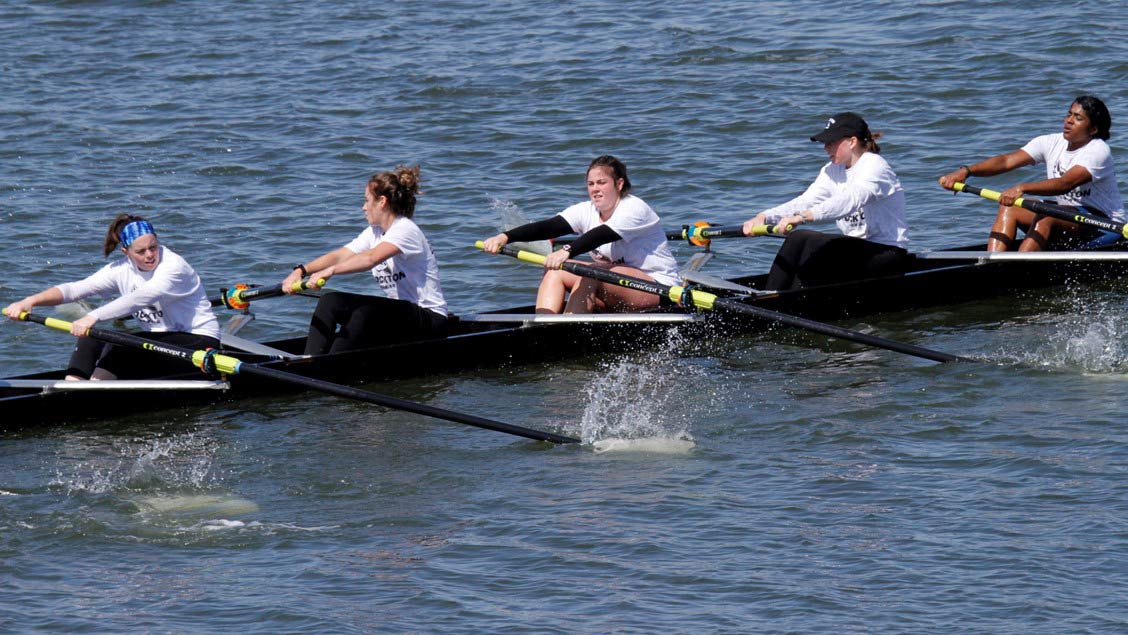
[216,278,326,310]
[12,312,579,445]
[953,182,1128,238]
[667,223,783,246]
[476,242,972,364]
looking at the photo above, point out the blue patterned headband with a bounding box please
[119,220,155,249]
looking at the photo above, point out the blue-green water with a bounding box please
[3,1,1128,632]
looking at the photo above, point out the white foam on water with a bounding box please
[194,519,248,532]
[592,437,697,454]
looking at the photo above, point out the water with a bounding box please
[3,1,1128,632]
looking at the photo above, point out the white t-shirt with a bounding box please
[56,245,221,339]
[761,152,909,248]
[557,194,681,286]
[1021,133,1125,222]
[344,217,447,316]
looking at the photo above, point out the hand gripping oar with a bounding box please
[666,222,783,247]
[476,242,972,364]
[953,182,1128,239]
[217,278,326,310]
[13,312,579,444]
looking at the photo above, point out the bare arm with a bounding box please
[305,243,402,286]
[282,246,356,293]
[938,149,1035,190]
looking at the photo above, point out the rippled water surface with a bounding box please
[3,1,1128,633]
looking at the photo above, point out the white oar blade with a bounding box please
[681,270,764,295]
[680,250,714,276]
[53,301,95,321]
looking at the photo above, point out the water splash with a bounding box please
[53,433,220,495]
[490,198,553,255]
[48,432,258,532]
[995,290,1128,373]
[578,331,700,452]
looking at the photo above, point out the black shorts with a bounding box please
[66,331,221,379]
[304,291,448,355]
[766,230,910,291]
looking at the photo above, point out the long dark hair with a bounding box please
[587,155,632,196]
[369,165,422,218]
[103,213,152,256]
[1075,95,1112,140]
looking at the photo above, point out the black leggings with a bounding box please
[304,291,448,355]
[66,331,222,379]
[766,230,911,291]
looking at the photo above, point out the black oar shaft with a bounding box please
[242,364,577,443]
[216,278,324,309]
[666,223,781,244]
[487,244,970,364]
[955,182,1128,238]
[18,313,578,444]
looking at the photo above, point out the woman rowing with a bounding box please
[481,155,679,314]
[938,95,1124,252]
[741,112,910,291]
[282,165,448,355]
[2,215,220,380]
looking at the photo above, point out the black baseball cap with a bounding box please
[810,112,871,143]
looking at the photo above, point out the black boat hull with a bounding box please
[5,243,1128,427]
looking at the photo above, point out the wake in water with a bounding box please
[577,330,704,453]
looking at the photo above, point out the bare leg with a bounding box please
[987,205,1036,252]
[1019,215,1083,252]
[536,269,581,314]
[90,367,117,380]
[593,266,662,312]
[563,276,602,313]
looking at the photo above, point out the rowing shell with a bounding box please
[4,241,1128,427]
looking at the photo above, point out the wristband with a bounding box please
[959,165,972,179]
[293,264,308,277]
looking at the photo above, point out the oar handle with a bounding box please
[665,223,786,245]
[220,278,326,310]
[954,182,1128,238]
[475,241,549,267]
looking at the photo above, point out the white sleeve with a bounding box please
[56,263,119,303]
[1075,140,1115,181]
[602,196,661,240]
[557,202,591,234]
[760,167,835,222]
[86,258,192,322]
[808,159,894,222]
[381,221,424,257]
[344,227,376,254]
[1020,134,1054,165]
